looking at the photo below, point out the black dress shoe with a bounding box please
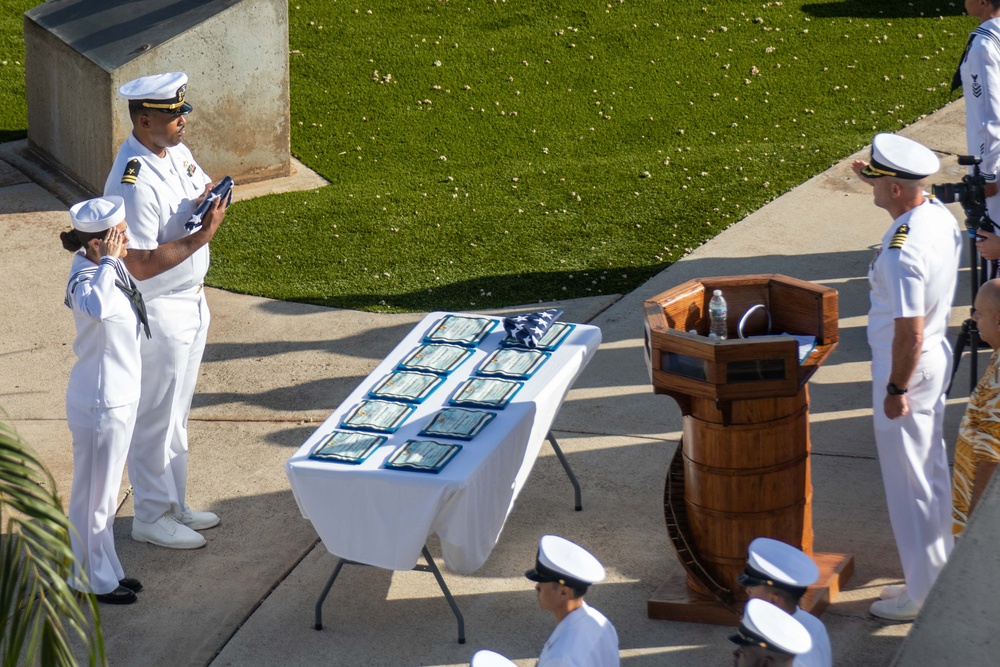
[95,585,137,605]
[118,577,143,593]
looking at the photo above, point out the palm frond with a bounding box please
[0,421,105,666]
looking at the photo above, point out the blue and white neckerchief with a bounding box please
[65,257,151,339]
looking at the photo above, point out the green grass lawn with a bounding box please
[0,1,976,311]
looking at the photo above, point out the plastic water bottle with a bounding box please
[709,290,727,340]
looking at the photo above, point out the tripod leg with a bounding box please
[947,328,970,397]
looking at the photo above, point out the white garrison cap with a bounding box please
[69,196,125,233]
[738,537,819,593]
[118,72,192,114]
[470,650,517,667]
[525,535,605,589]
[861,132,939,180]
[730,599,812,656]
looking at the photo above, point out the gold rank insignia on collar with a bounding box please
[121,158,141,185]
[889,223,909,249]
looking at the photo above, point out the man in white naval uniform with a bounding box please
[729,599,812,667]
[524,535,619,667]
[738,538,831,667]
[959,0,1000,266]
[852,133,962,620]
[104,72,228,550]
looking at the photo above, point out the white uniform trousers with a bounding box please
[871,341,954,606]
[129,286,209,523]
[67,399,137,594]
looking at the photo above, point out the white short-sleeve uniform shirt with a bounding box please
[793,607,832,667]
[538,602,619,667]
[867,196,961,358]
[103,133,212,300]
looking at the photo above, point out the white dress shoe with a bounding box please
[870,591,921,621]
[879,584,907,600]
[132,515,206,549]
[170,506,220,531]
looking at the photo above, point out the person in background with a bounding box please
[958,0,1000,267]
[738,537,832,667]
[952,279,1000,536]
[730,598,812,667]
[524,535,619,667]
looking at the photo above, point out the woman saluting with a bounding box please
[61,196,149,605]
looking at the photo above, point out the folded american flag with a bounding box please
[186,176,234,231]
[503,308,563,348]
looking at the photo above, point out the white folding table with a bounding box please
[286,311,601,641]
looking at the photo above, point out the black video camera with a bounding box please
[931,155,995,238]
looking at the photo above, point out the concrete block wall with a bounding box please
[24,0,290,195]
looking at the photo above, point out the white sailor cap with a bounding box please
[729,599,812,656]
[69,196,125,233]
[861,132,939,180]
[738,537,819,595]
[524,535,605,589]
[470,649,517,667]
[118,72,192,114]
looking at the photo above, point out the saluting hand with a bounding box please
[852,160,874,186]
[98,227,126,259]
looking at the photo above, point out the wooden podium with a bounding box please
[643,274,853,625]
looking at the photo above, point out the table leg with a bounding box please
[415,546,466,644]
[314,557,348,630]
[547,431,583,511]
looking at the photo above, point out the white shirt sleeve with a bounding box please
[68,258,128,321]
[110,182,161,251]
[967,37,1000,180]
[893,244,927,320]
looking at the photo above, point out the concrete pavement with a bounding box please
[1,98,996,666]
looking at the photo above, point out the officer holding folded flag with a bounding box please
[104,72,227,550]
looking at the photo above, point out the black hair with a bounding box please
[128,103,149,124]
[60,227,109,253]
[568,584,588,599]
[767,584,806,608]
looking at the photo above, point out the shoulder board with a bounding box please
[121,158,141,185]
[888,223,909,250]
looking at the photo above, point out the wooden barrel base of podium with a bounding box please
[647,552,854,626]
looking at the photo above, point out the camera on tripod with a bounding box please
[931,155,996,238]
[933,155,999,395]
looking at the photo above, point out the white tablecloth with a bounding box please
[286,312,601,573]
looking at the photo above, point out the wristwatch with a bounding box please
[886,382,908,396]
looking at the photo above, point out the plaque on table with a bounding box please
[420,408,496,440]
[476,348,548,380]
[309,431,386,464]
[369,371,443,404]
[449,377,522,409]
[424,314,497,347]
[384,439,462,473]
[398,343,474,375]
[341,399,414,433]
[501,321,575,352]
